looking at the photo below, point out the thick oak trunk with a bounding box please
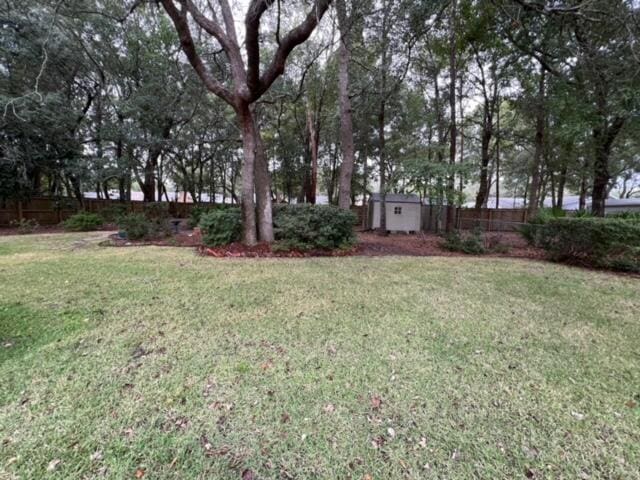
[238,104,258,245]
[238,103,273,244]
[336,0,356,210]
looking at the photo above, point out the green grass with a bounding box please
[0,232,639,479]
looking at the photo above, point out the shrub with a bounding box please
[442,228,486,254]
[199,208,243,246]
[99,204,129,223]
[63,212,103,231]
[520,207,565,245]
[609,211,640,221]
[188,204,233,228]
[142,202,170,220]
[117,212,170,240]
[9,218,39,234]
[572,209,594,218]
[272,204,356,251]
[535,217,640,272]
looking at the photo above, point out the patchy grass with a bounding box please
[0,233,639,479]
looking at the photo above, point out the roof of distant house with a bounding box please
[369,193,421,204]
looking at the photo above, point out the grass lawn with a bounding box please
[1,232,639,479]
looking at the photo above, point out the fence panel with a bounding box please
[0,197,223,226]
[418,205,527,232]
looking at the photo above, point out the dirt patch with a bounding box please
[0,224,117,236]
[106,229,202,248]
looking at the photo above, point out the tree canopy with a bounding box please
[2,0,639,241]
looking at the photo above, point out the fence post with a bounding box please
[488,209,493,232]
[17,200,23,221]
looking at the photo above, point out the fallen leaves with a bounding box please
[46,459,61,472]
[371,435,386,449]
[134,468,146,478]
[90,450,103,462]
[323,403,335,414]
[370,395,382,410]
[241,469,256,480]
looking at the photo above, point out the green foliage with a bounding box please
[9,218,39,234]
[609,211,640,220]
[188,204,233,229]
[442,228,486,254]
[272,204,356,251]
[98,204,129,223]
[535,217,640,272]
[117,212,170,241]
[572,209,594,218]
[63,212,103,232]
[199,208,243,247]
[142,202,170,220]
[519,208,565,245]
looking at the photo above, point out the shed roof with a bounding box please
[370,193,421,204]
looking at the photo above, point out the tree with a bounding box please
[158,0,332,244]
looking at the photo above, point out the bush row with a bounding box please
[199,204,357,251]
[522,216,640,272]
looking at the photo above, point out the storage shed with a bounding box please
[367,193,422,232]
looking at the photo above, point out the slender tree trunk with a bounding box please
[305,98,319,204]
[591,116,625,216]
[474,127,492,208]
[336,0,356,210]
[378,100,388,234]
[446,0,457,231]
[557,164,567,209]
[495,96,500,209]
[527,66,546,218]
[377,1,389,235]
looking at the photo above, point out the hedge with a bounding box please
[273,204,356,251]
[532,217,640,272]
[198,204,357,251]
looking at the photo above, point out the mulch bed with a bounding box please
[197,243,358,258]
[195,231,544,259]
[355,231,546,259]
[101,228,545,259]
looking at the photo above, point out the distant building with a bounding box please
[463,195,640,215]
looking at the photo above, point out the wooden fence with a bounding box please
[0,196,368,226]
[0,197,217,226]
[420,205,528,232]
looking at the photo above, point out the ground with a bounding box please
[1,232,639,479]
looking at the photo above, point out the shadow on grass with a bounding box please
[0,302,85,364]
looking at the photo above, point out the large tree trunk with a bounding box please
[336,0,356,210]
[254,128,274,242]
[527,67,546,218]
[142,149,159,202]
[240,104,274,243]
[238,104,258,245]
